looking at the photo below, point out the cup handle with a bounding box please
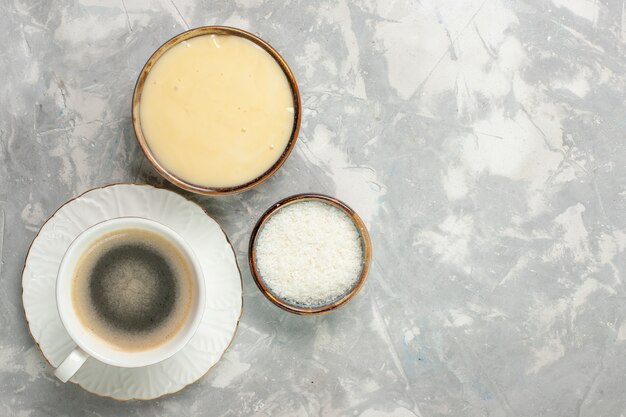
[54,347,89,382]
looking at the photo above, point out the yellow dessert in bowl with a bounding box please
[132,26,301,194]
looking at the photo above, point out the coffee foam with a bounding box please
[71,228,194,352]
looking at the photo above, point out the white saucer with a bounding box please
[21,184,243,400]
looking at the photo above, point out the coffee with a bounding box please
[71,228,194,351]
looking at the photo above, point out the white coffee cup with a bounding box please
[54,217,206,382]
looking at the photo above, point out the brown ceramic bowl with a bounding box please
[248,194,372,315]
[132,26,301,195]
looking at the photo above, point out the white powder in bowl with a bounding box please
[255,200,364,306]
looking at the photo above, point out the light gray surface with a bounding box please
[1,0,625,416]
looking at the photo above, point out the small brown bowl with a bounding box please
[248,194,372,315]
[131,26,302,195]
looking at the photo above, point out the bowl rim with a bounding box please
[248,193,372,315]
[131,26,302,195]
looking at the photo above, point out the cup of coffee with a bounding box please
[54,217,205,382]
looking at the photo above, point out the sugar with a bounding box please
[255,200,364,306]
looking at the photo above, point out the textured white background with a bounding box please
[1,0,625,416]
